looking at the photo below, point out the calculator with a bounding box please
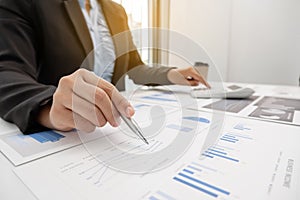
[191,87,255,99]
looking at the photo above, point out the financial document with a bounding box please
[144,117,300,200]
[0,101,179,166]
[14,111,300,200]
[0,129,81,166]
[188,95,300,126]
[127,86,196,108]
[0,118,19,134]
[128,85,300,126]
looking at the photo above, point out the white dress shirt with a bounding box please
[78,0,116,82]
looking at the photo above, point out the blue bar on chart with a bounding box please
[141,96,177,102]
[222,134,237,139]
[220,138,237,143]
[191,162,218,172]
[29,131,65,143]
[150,190,176,200]
[218,132,253,144]
[234,123,251,131]
[202,153,214,158]
[208,148,227,155]
[183,116,210,124]
[204,151,239,162]
[202,145,239,162]
[187,165,202,172]
[154,91,173,95]
[134,104,150,109]
[220,134,239,143]
[173,167,231,198]
[173,177,218,198]
[178,173,230,195]
[213,144,235,151]
[166,124,193,132]
[225,132,253,140]
[210,146,224,151]
[183,169,194,174]
[149,196,159,200]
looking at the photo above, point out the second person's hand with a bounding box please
[167,66,211,88]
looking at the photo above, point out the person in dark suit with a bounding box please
[0,0,209,134]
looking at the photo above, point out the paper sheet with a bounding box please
[14,113,300,200]
[126,84,300,126]
[0,129,82,166]
[188,95,300,126]
[145,117,300,200]
[0,101,179,166]
[0,118,19,135]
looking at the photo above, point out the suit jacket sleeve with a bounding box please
[0,1,56,134]
[127,51,175,86]
[112,2,175,86]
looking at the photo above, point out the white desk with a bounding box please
[0,119,36,200]
[0,83,299,200]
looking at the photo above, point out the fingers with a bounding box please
[50,68,133,132]
[49,102,95,133]
[72,112,96,133]
[72,73,122,126]
[63,93,113,127]
[187,79,201,86]
[58,108,95,133]
[167,67,211,88]
[187,67,211,88]
[77,69,134,118]
[110,88,135,117]
[167,69,192,85]
[67,69,133,128]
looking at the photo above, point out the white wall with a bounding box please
[169,0,300,86]
[169,0,232,82]
[228,0,300,85]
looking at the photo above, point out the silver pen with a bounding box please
[119,114,149,145]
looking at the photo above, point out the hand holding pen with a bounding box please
[38,69,136,133]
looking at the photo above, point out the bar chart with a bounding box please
[28,131,65,143]
[131,89,195,108]
[140,91,177,103]
[13,114,300,200]
[172,167,230,198]
[200,122,254,164]
[147,161,231,200]
[145,121,258,200]
[233,123,251,131]
[148,190,176,200]
[1,130,79,163]
[183,116,210,124]
[166,124,193,132]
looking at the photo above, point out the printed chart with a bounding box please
[14,114,300,200]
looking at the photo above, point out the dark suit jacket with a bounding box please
[0,0,173,134]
